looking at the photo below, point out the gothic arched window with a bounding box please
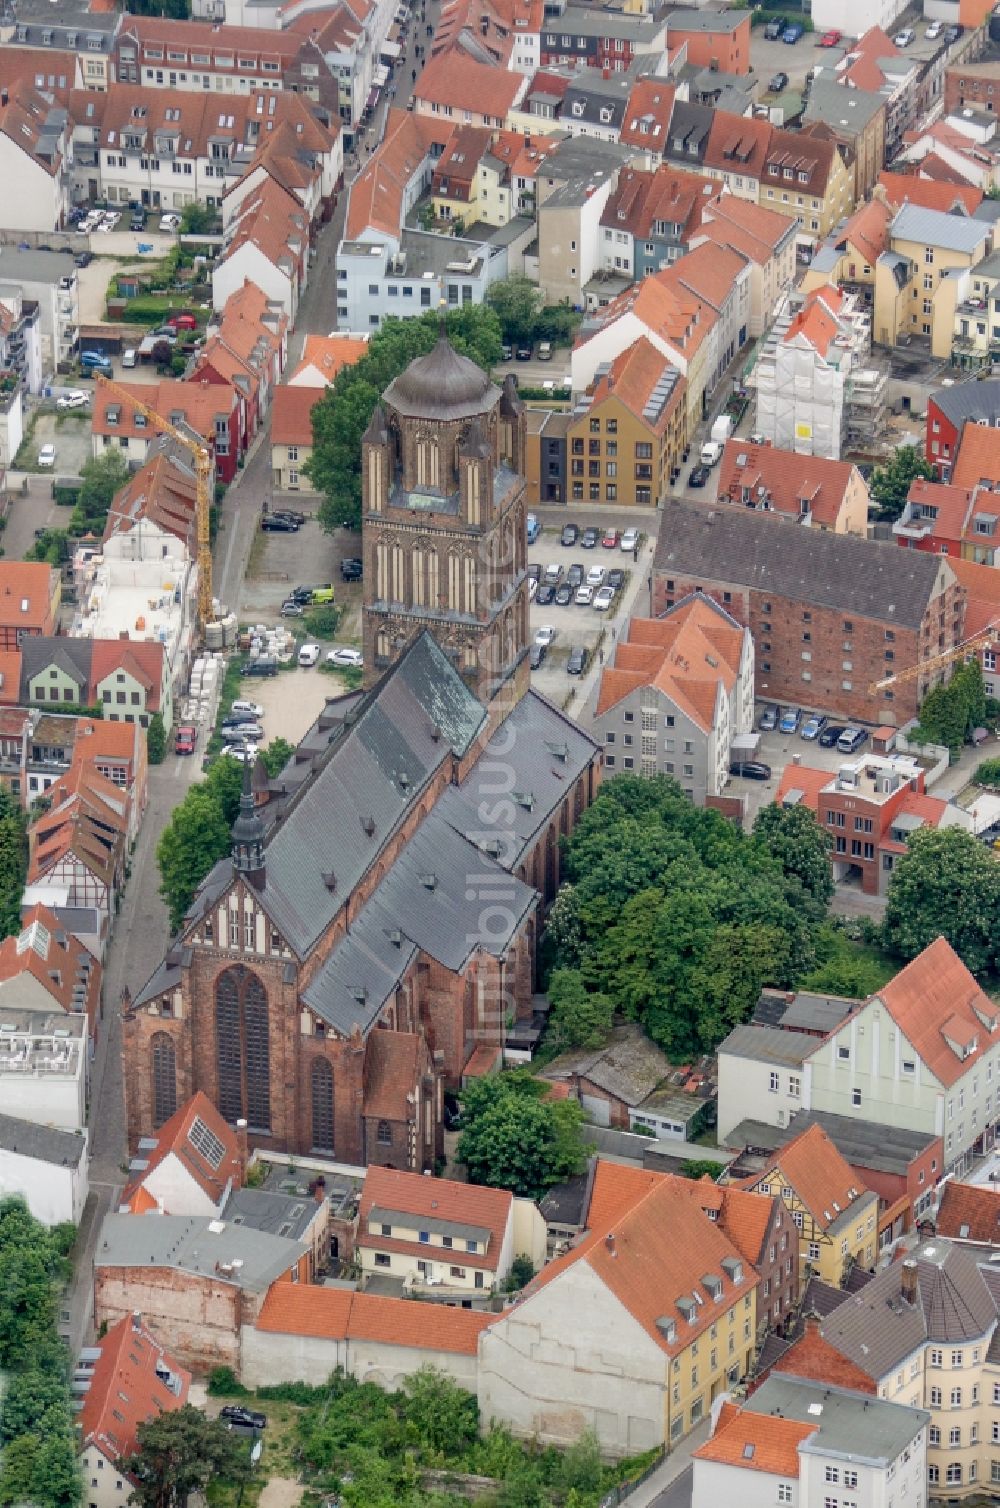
[311,1059,335,1152]
[215,966,271,1131]
[151,1032,176,1129]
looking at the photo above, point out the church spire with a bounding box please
[231,758,266,886]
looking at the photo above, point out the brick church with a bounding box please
[123,335,601,1168]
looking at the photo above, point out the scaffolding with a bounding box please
[844,358,890,454]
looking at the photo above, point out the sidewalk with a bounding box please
[622,1421,707,1508]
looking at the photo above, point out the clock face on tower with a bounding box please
[359,333,529,703]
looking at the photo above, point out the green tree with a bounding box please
[146,712,166,766]
[679,1159,726,1180]
[916,659,988,750]
[546,967,613,1051]
[869,444,934,522]
[72,449,130,534]
[180,202,216,235]
[400,1368,479,1460]
[156,785,232,931]
[119,1405,248,1508]
[0,791,27,939]
[26,527,72,566]
[306,308,502,531]
[753,802,833,917]
[883,826,1000,975]
[457,1073,586,1200]
[0,1367,72,1443]
[260,738,294,777]
[486,274,543,344]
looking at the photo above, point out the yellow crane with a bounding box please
[96,374,214,630]
[868,622,1000,694]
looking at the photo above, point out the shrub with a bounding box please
[975,757,1000,789]
[303,602,342,639]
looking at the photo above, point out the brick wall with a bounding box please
[944,63,1000,114]
[94,1266,243,1373]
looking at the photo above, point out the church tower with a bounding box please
[231,759,265,887]
[361,331,529,707]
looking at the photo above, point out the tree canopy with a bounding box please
[882,825,1000,976]
[118,1405,248,1508]
[456,1072,586,1200]
[551,776,825,1058]
[72,449,131,535]
[0,787,27,940]
[306,308,503,532]
[869,444,934,522]
[751,801,833,918]
[914,660,987,751]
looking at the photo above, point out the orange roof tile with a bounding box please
[0,563,58,632]
[876,171,982,214]
[774,764,832,813]
[620,78,676,150]
[0,650,21,705]
[255,1283,493,1353]
[414,51,524,122]
[718,440,863,529]
[703,111,772,181]
[595,598,744,731]
[836,197,892,268]
[672,240,748,314]
[842,26,906,90]
[951,423,1000,490]
[695,196,795,264]
[0,901,101,1030]
[291,334,369,387]
[346,108,449,239]
[80,1315,190,1468]
[693,1403,814,1474]
[93,377,237,447]
[588,338,685,433]
[121,1091,242,1210]
[935,1180,1000,1244]
[760,1123,868,1232]
[271,385,323,447]
[773,1323,878,1394]
[104,450,198,552]
[358,1165,512,1271]
[90,638,165,713]
[941,555,1000,638]
[876,936,1000,1088]
[580,265,716,361]
[784,287,845,358]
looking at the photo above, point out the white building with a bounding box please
[0,87,69,231]
[0,1112,87,1224]
[335,230,499,333]
[212,179,308,317]
[692,1377,929,1508]
[0,1009,88,1132]
[0,248,80,379]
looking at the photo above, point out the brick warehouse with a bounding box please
[652,501,964,725]
[123,337,601,1167]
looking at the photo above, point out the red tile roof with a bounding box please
[758,1123,869,1232]
[774,763,831,813]
[79,1315,190,1469]
[347,108,449,239]
[595,598,744,731]
[255,1282,492,1353]
[694,196,795,263]
[93,377,237,447]
[0,650,21,705]
[693,1401,814,1474]
[0,902,101,1031]
[877,936,1000,1088]
[271,384,323,447]
[942,555,1000,638]
[90,639,165,715]
[783,285,846,359]
[362,1030,422,1121]
[600,165,721,244]
[951,423,1000,490]
[358,1165,512,1272]
[836,197,893,268]
[291,334,368,387]
[718,440,863,529]
[588,337,685,435]
[121,1091,242,1210]
[620,78,676,150]
[935,1180,1000,1245]
[0,563,58,633]
[842,26,906,91]
[772,1323,878,1394]
[876,171,982,214]
[414,51,524,121]
[104,450,198,552]
[703,111,773,182]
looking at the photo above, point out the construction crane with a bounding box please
[868,622,1000,694]
[96,374,214,631]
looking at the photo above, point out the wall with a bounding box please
[0,1143,86,1224]
[593,684,714,803]
[143,1151,223,1217]
[239,1324,480,1391]
[693,1458,791,1508]
[94,1265,243,1371]
[668,17,751,74]
[717,1049,806,1142]
[80,1444,134,1508]
[0,1061,86,1130]
[0,141,62,233]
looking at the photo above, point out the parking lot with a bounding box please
[729,708,885,824]
[239,499,364,642]
[749,12,966,93]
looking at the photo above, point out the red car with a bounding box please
[166,312,198,331]
[818,29,841,45]
[174,724,197,755]
[601,528,619,549]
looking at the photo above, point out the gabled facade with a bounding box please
[717,440,870,533]
[122,1089,243,1216]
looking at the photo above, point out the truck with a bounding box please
[700,440,724,467]
[710,414,733,445]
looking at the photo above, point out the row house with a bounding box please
[894,475,1000,562]
[534,134,632,309]
[221,113,343,232]
[0,563,60,652]
[0,85,70,233]
[20,633,168,743]
[539,6,667,72]
[0,45,83,104]
[716,440,870,534]
[92,378,242,487]
[926,376,1000,479]
[285,0,405,136]
[873,203,990,358]
[26,761,131,957]
[270,384,323,491]
[598,165,724,280]
[412,51,527,131]
[430,0,539,76]
[690,196,797,338]
[0,901,101,1049]
[195,281,288,442]
[104,441,199,560]
[120,1090,243,1217]
[564,336,686,507]
[837,26,922,157]
[803,196,892,310]
[212,178,309,319]
[0,704,146,832]
[8,10,118,93]
[802,76,887,202]
[651,498,962,727]
[431,126,560,228]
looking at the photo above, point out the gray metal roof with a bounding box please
[717,1022,820,1067]
[367,1205,490,1244]
[779,992,856,1034]
[542,7,665,39]
[654,500,950,629]
[133,947,189,1010]
[804,76,886,133]
[784,1109,938,1175]
[930,376,1000,427]
[95,1212,307,1292]
[891,204,989,255]
[745,1377,928,1465]
[222,1186,318,1241]
[821,1239,999,1378]
[0,1111,86,1167]
[669,7,750,34]
[19,636,92,699]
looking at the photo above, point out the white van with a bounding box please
[121,348,137,368]
[538,340,553,361]
[298,642,320,667]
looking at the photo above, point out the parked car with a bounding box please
[586,565,605,587]
[561,522,579,546]
[782,22,804,42]
[340,557,363,580]
[538,340,553,361]
[501,343,514,362]
[38,444,55,468]
[567,645,588,675]
[222,743,260,762]
[554,583,574,606]
[730,760,772,780]
[529,641,546,669]
[220,1407,267,1432]
[241,659,278,677]
[688,464,710,488]
[290,586,315,604]
[527,563,541,583]
[601,528,619,549]
[271,509,305,526]
[837,726,869,753]
[779,707,801,734]
[327,647,363,667]
[894,27,914,45]
[166,312,198,330]
[262,515,297,532]
[80,350,111,374]
[298,643,320,667]
[758,704,779,731]
[174,725,196,755]
[515,344,532,361]
[581,527,600,549]
[769,70,789,92]
[121,349,137,368]
[566,562,584,588]
[543,562,562,583]
[526,511,540,543]
[818,724,847,748]
[944,23,962,42]
[818,29,841,45]
[535,624,557,647]
[575,585,594,606]
[924,19,942,37]
[158,212,182,231]
[801,715,828,741]
[222,722,263,743]
[620,527,639,553]
[56,391,88,410]
[231,700,264,719]
[764,15,786,38]
[536,584,556,606]
[130,211,146,231]
[74,251,93,269]
[606,568,625,591]
[150,327,178,343]
[593,585,615,611]
[311,584,334,603]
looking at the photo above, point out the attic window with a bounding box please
[19,599,28,613]
[743,1444,755,1460]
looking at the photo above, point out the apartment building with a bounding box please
[759,127,854,250]
[9,9,118,93]
[802,77,887,202]
[592,595,753,803]
[0,86,70,232]
[874,204,991,357]
[270,384,322,491]
[535,135,632,308]
[803,197,892,310]
[894,476,1000,562]
[564,337,685,506]
[92,379,242,486]
[717,442,870,534]
[667,9,751,74]
[691,196,797,338]
[538,7,668,71]
[598,166,724,280]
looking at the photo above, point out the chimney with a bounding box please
[236,1118,249,1179]
[603,65,610,79]
[0,89,8,108]
[900,1258,918,1305]
[605,1231,617,1257]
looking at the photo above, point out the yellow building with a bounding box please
[873,204,991,357]
[742,1123,878,1292]
[758,128,854,248]
[801,196,893,303]
[566,337,685,508]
